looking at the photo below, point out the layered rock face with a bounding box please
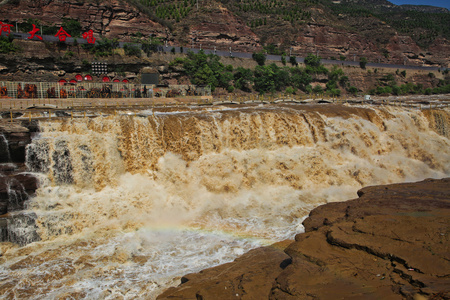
[0,121,39,215]
[0,0,448,67]
[157,178,450,299]
[184,4,260,52]
[0,0,165,39]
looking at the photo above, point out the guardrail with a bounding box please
[0,81,211,99]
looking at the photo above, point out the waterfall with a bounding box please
[0,134,11,163]
[0,104,448,299]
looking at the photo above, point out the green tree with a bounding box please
[304,53,321,68]
[312,85,323,94]
[289,56,297,66]
[174,50,235,92]
[328,67,344,81]
[253,64,289,93]
[290,67,312,91]
[360,57,368,69]
[252,52,266,66]
[234,67,254,91]
[141,36,163,56]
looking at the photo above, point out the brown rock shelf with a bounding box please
[158,178,450,300]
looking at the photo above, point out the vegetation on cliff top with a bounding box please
[125,0,449,50]
[323,0,450,48]
[169,50,449,96]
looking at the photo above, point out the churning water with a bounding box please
[0,104,449,299]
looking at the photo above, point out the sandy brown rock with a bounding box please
[157,178,450,299]
[158,245,291,300]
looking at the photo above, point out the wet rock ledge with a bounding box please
[0,120,39,215]
[157,178,450,300]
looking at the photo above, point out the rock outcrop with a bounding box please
[0,120,39,215]
[0,0,165,40]
[157,178,450,299]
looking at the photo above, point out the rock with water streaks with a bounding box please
[0,121,39,216]
[157,178,450,300]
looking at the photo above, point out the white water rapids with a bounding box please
[0,104,449,299]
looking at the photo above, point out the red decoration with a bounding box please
[58,79,67,85]
[28,24,43,41]
[55,27,71,42]
[0,21,13,36]
[82,30,96,44]
[69,79,77,83]
[102,76,110,82]
[84,74,93,81]
[113,79,120,82]
[75,74,83,81]
[122,79,129,83]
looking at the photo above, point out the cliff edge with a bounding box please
[157,178,450,299]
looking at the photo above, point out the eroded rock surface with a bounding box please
[157,178,450,299]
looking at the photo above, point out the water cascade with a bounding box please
[0,134,11,163]
[0,104,449,299]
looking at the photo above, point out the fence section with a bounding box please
[0,81,211,99]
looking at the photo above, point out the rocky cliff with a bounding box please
[0,0,165,40]
[157,178,450,299]
[0,0,449,67]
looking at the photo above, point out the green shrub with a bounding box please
[123,44,142,57]
[61,18,82,37]
[252,52,266,66]
[359,57,368,69]
[141,36,163,55]
[289,56,297,66]
[348,86,358,95]
[328,88,341,97]
[312,85,323,94]
[285,87,294,94]
[84,38,119,57]
[63,50,74,59]
[0,35,20,54]
[304,53,321,68]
